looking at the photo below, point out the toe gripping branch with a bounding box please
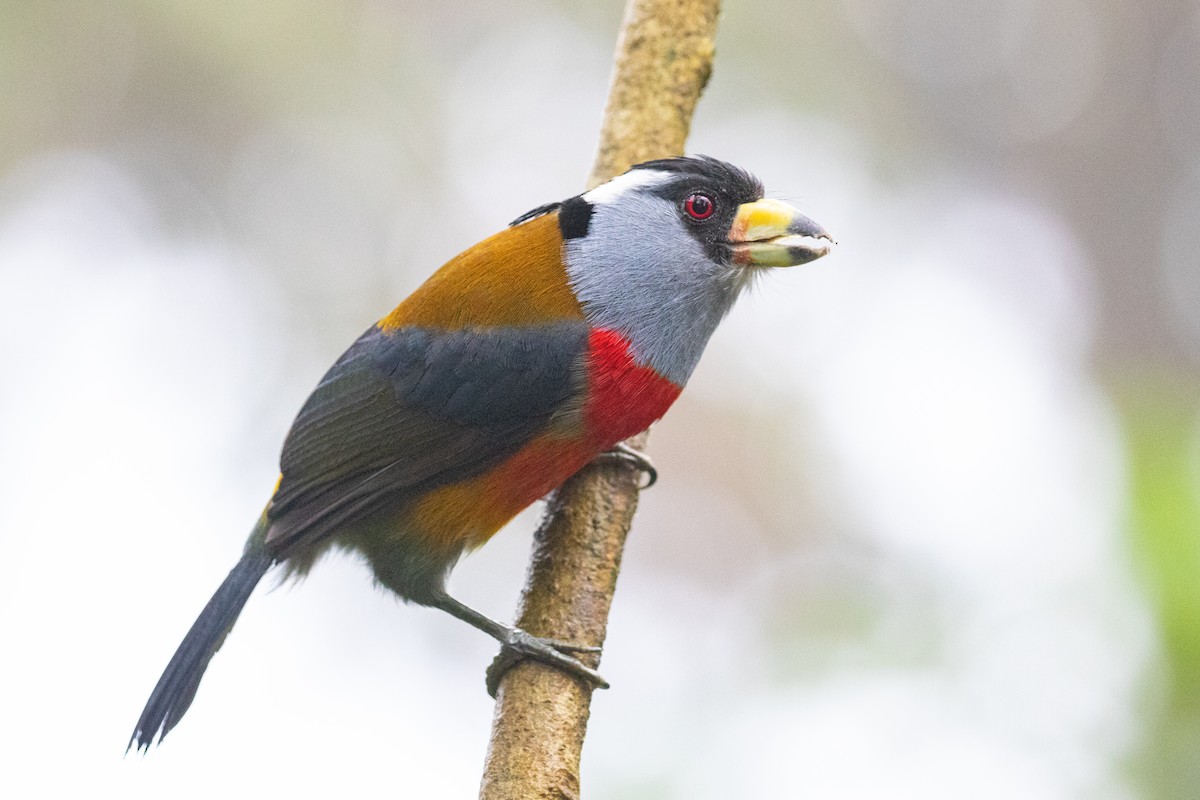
[485,632,606,698]
[593,442,657,489]
[427,592,608,698]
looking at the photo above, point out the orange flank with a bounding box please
[410,434,594,553]
[379,213,585,332]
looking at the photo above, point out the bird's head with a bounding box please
[595,155,833,270]
[526,155,833,385]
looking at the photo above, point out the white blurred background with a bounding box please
[1,1,1196,797]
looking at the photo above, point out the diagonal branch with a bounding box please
[478,1,721,797]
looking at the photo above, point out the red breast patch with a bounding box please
[584,328,682,449]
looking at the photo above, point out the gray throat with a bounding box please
[564,192,745,387]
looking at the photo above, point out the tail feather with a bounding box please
[128,545,272,752]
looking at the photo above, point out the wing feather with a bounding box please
[266,322,588,551]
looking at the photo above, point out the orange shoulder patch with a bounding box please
[379,213,585,332]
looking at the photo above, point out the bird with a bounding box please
[128,155,833,751]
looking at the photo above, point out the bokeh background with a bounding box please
[1,1,1197,797]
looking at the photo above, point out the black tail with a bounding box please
[128,544,273,752]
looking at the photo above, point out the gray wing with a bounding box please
[265,322,588,553]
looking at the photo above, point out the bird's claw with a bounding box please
[593,442,657,489]
[485,629,609,698]
[538,638,602,655]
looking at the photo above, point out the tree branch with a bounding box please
[478,1,721,797]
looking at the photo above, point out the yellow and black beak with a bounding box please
[727,198,835,267]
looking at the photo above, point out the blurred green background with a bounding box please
[1,1,1197,797]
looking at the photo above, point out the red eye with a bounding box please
[684,193,715,220]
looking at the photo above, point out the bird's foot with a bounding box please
[592,442,657,489]
[485,629,608,698]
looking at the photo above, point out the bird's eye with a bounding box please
[684,193,715,220]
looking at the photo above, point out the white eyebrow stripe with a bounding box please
[583,169,671,205]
